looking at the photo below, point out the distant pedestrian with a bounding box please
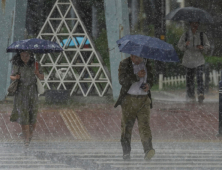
[114,55,155,160]
[178,22,210,103]
[10,51,44,147]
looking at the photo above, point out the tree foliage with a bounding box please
[26,0,106,37]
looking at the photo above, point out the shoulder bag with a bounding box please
[7,66,20,95]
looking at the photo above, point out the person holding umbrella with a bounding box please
[178,21,210,103]
[10,51,44,147]
[166,7,212,103]
[114,35,179,160]
[7,38,63,147]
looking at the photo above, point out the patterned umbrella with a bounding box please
[6,38,63,53]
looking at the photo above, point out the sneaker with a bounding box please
[144,149,155,160]
[198,94,204,104]
[123,153,130,160]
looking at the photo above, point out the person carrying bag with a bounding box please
[9,51,44,147]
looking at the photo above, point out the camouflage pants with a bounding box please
[121,94,153,154]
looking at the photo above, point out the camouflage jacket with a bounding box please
[114,57,153,108]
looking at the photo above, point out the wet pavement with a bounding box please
[0,89,221,169]
[2,142,222,170]
[0,99,219,142]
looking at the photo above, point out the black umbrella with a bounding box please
[165,7,214,24]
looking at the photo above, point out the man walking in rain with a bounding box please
[114,55,155,160]
[178,22,210,103]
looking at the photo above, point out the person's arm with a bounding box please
[35,63,44,80]
[202,33,210,53]
[118,61,139,86]
[10,65,20,81]
[35,71,44,80]
[178,33,188,51]
[197,33,210,53]
[10,75,20,81]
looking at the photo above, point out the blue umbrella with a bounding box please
[7,38,63,53]
[117,35,179,62]
[61,37,90,47]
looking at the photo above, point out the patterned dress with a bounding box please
[10,63,43,125]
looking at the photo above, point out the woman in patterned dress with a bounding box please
[10,51,44,146]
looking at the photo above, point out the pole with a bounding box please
[154,0,166,83]
[104,0,130,100]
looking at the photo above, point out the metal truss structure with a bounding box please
[37,0,112,97]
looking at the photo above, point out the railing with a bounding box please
[159,70,221,90]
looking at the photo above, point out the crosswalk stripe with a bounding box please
[49,148,222,169]
[111,165,222,168]
[96,161,222,164]
[2,142,222,169]
[32,150,222,154]
[10,169,83,170]
[0,159,49,161]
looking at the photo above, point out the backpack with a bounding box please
[185,31,204,46]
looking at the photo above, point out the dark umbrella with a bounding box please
[7,38,63,53]
[117,35,179,62]
[165,7,214,24]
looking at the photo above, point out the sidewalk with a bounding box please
[1,91,222,169]
[152,88,219,103]
[0,88,220,143]
[3,87,219,104]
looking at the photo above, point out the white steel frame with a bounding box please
[37,0,112,97]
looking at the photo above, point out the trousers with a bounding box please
[186,65,204,98]
[121,94,153,154]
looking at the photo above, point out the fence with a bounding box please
[159,70,221,90]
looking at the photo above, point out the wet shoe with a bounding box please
[24,140,29,147]
[198,94,204,104]
[144,149,155,160]
[123,153,130,160]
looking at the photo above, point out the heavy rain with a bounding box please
[0,0,222,170]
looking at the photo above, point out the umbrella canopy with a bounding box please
[60,37,90,47]
[165,7,213,24]
[117,35,179,62]
[7,38,63,53]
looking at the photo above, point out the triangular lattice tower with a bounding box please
[37,0,112,97]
